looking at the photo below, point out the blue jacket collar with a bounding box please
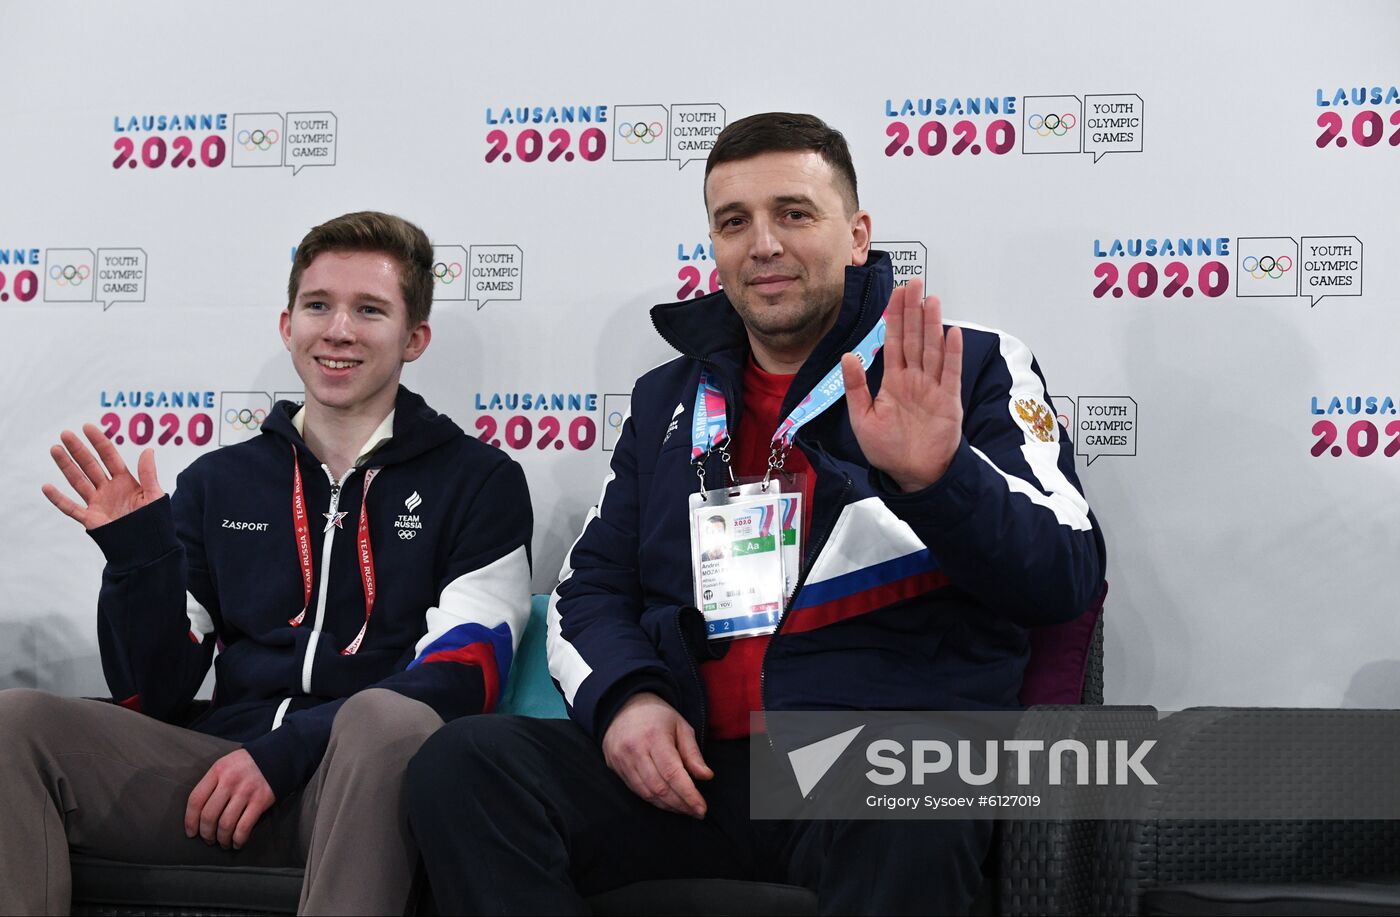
[262,385,463,467]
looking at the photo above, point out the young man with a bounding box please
[407,114,1106,914]
[2,212,532,915]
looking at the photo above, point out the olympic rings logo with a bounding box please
[224,407,268,431]
[1028,113,1076,137]
[1243,255,1293,280]
[618,121,664,144]
[432,262,463,285]
[48,264,91,286]
[236,128,280,151]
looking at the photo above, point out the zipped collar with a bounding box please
[290,406,395,468]
[261,385,463,468]
[650,251,894,416]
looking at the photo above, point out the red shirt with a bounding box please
[699,358,816,740]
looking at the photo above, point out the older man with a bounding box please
[409,114,1105,915]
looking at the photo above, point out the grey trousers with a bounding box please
[0,687,443,916]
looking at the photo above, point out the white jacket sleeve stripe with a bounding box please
[953,320,1093,532]
[413,544,532,659]
[186,591,215,645]
[547,464,618,704]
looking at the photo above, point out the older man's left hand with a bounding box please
[841,278,964,493]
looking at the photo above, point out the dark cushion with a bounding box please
[1143,879,1400,916]
[70,854,301,915]
[587,878,818,916]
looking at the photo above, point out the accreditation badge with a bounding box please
[775,480,805,603]
[689,482,788,640]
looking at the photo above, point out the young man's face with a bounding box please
[706,150,870,350]
[280,250,430,416]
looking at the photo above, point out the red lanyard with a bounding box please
[343,467,379,654]
[290,454,314,625]
[288,448,379,655]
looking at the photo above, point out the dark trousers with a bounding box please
[407,716,992,915]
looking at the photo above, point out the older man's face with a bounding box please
[706,151,869,351]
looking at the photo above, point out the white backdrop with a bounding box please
[2,1,1397,710]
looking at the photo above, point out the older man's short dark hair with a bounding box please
[705,112,859,212]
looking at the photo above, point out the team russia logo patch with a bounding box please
[396,491,424,540]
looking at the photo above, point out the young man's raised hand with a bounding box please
[42,423,164,530]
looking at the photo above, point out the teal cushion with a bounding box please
[498,594,568,718]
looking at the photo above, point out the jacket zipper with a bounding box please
[651,273,877,747]
[675,613,708,750]
[756,268,877,747]
[300,464,357,695]
[758,472,852,749]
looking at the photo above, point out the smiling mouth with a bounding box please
[316,358,361,369]
[749,275,797,290]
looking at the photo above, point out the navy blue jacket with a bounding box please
[89,386,532,798]
[547,252,1106,744]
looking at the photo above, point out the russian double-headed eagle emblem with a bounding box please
[1013,398,1056,443]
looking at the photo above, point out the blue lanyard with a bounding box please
[691,315,887,469]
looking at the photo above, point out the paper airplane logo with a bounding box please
[787,725,865,797]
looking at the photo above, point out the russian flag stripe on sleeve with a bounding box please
[410,621,514,712]
[409,545,530,710]
[784,498,950,633]
[787,567,950,633]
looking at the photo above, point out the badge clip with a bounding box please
[761,441,788,492]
